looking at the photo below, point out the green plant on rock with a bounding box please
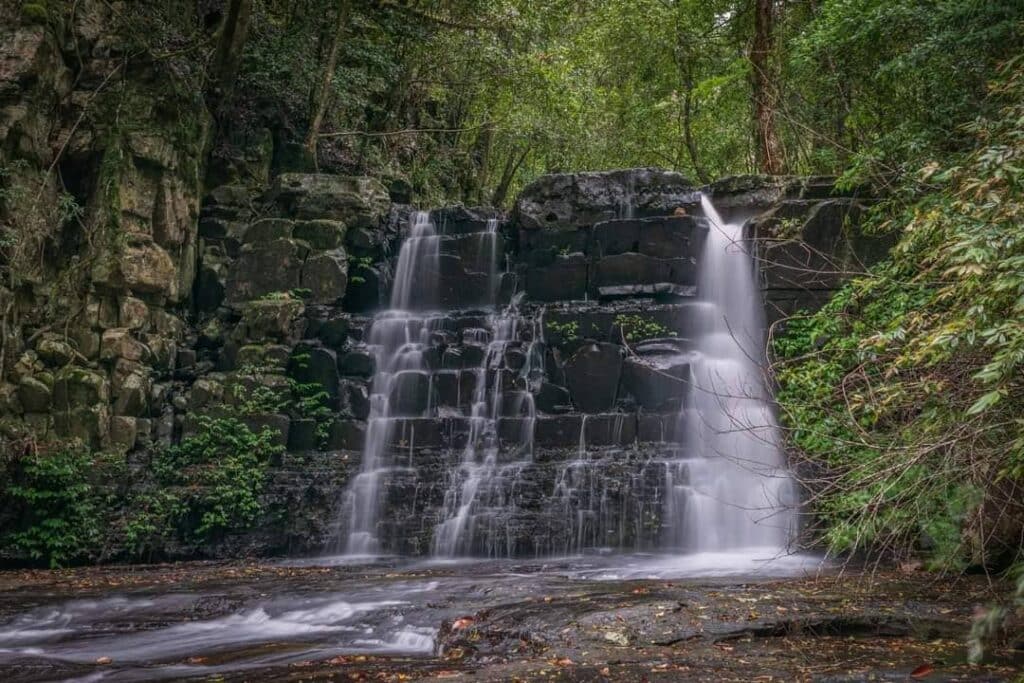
[545,319,579,344]
[614,314,676,343]
[349,255,374,285]
[134,416,283,547]
[0,442,109,567]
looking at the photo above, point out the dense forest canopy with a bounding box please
[111,0,1021,202]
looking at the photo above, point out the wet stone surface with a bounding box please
[0,558,1020,682]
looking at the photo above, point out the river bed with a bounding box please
[0,551,1019,682]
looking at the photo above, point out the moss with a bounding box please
[19,2,49,25]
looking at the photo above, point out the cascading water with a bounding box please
[340,211,441,554]
[662,195,797,552]
[337,193,797,560]
[432,300,541,557]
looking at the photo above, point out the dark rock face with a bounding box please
[621,356,689,411]
[564,342,623,412]
[514,168,699,231]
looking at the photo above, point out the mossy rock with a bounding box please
[20,2,50,25]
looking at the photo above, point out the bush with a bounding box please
[1,443,109,567]
[774,59,1024,569]
[126,416,283,553]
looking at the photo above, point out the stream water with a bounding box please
[0,553,823,681]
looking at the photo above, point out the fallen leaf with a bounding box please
[186,656,207,664]
[95,657,112,665]
[910,663,935,679]
[452,616,475,630]
[600,667,611,677]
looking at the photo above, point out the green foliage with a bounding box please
[128,416,283,552]
[783,0,1023,184]
[0,443,116,567]
[775,59,1024,569]
[349,255,374,285]
[614,314,676,343]
[545,319,579,344]
[19,2,50,25]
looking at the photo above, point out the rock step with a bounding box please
[518,215,708,266]
[326,413,682,452]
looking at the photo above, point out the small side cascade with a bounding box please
[339,211,441,555]
[550,413,652,555]
[662,195,797,552]
[432,298,542,557]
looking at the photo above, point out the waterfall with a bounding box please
[431,301,541,557]
[662,195,797,552]
[339,211,441,555]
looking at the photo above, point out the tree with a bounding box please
[305,0,353,166]
[751,0,784,174]
[211,0,254,101]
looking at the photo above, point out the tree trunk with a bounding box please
[211,0,253,100]
[491,146,530,207]
[305,0,352,166]
[682,86,710,184]
[751,0,785,175]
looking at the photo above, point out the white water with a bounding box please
[663,196,797,552]
[432,301,541,557]
[341,211,441,554]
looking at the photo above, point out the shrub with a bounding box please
[126,416,283,553]
[1,443,107,567]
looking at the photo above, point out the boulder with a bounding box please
[343,264,386,313]
[294,219,347,250]
[389,370,431,416]
[342,379,370,419]
[111,359,151,417]
[591,216,707,259]
[564,342,623,412]
[17,376,51,413]
[301,249,348,304]
[225,239,307,303]
[534,381,571,414]
[237,297,306,343]
[339,348,375,377]
[534,415,584,448]
[244,218,294,244]
[327,419,366,450]
[591,253,697,297]
[53,405,109,448]
[620,356,689,411]
[287,418,320,452]
[94,237,179,300]
[430,206,502,235]
[109,416,138,452]
[118,297,149,330]
[35,336,75,366]
[525,254,588,302]
[514,168,697,231]
[288,344,340,404]
[100,328,150,363]
[243,412,291,449]
[53,367,109,408]
[272,174,390,226]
